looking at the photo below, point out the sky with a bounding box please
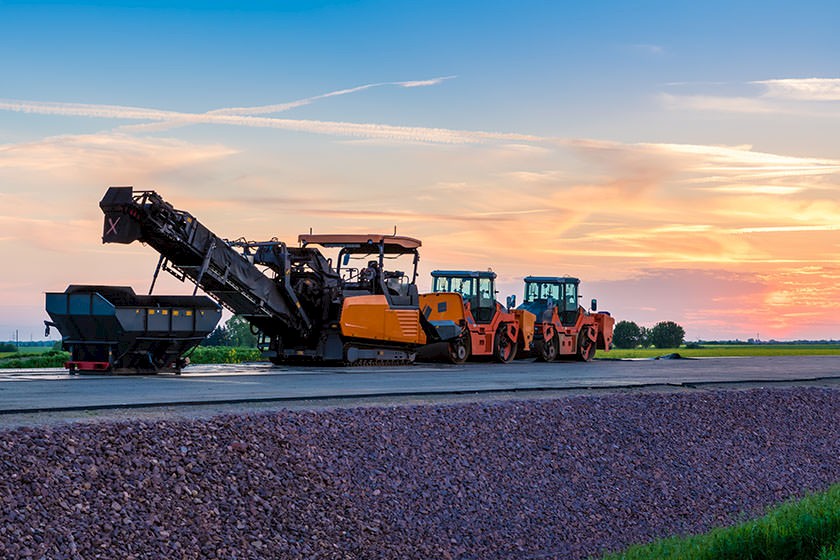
[1,0,839,342]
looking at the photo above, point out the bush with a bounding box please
[647,321,686,349]
[0,351,70,369]
[613,321,643,349]
[188,346,262,364]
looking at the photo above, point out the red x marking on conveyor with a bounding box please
[105,216,121,236]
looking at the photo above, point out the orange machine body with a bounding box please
[518,276,614,362]
[421,271,534,364]
[340,295,427,345]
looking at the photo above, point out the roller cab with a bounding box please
[418,271,534,364]
[517,276,614,362]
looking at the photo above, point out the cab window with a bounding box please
[477,277,493,308]
[433,276,450,292]
[564,283,578,311]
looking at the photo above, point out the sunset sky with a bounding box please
[1,1,839,341]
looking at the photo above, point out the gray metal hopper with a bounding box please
[45,285,221,374]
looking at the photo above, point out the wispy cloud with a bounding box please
[628,44,665,55]
[121,76,457,133]
[398,76,456,88]
[567,138,840,180]
[696,185,804,195]
[295,207,549,223]
[0,97,544,145]
[0,132,236,173]
[755,78,840,101]
[662,77,840,116]
[660,93,782,114]
[641,141,840,173]
[732,224,840,233]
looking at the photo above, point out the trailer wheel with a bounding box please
[448,336,470,364]
[538,334,559,362]
[493,327,518,364]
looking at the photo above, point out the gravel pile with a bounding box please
[1,387,838,559]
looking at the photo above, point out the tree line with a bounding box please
[612,320,685,349]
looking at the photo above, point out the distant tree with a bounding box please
[613,321,642,349]
[647,321,686,349]
[226,316,258,347]
[203,326,229,347]
[639,326,652,348]
[0,342,17,353]
[202,316,257,347]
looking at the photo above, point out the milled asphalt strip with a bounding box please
[2,374,839,416]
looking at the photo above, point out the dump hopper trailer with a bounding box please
[45,285,221,373]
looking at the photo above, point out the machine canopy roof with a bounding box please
[524,276,580,285]
[299,234,422,254]
[431,270,497,279]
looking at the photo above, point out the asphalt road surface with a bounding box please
[1,355,839,415]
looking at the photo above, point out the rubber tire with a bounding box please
[448,336,470,365]
[493,328,518,364]
[540,334,559,362]
[576,329,596,362]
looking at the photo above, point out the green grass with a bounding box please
[6,343,840,368]
[0,346,55,358]
[598,344,840,360]
[0,349,70,368]
[188,346,263,364]
[599,483,840,560]
[0,346,262,369]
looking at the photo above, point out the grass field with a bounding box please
[0,345,263,369]
[3,344,840,368]
[0,346,56,359]
[600,483,840,560]
[598,344,840,360]
[0,349,69,368]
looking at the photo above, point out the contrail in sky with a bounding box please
[210,76,457,116]
[0,95,542,144]
[121,76,457,132]
[0,75,535,144]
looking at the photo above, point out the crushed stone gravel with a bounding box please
[0,386,838,559]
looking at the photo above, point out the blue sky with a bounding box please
[1,0,839,340]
